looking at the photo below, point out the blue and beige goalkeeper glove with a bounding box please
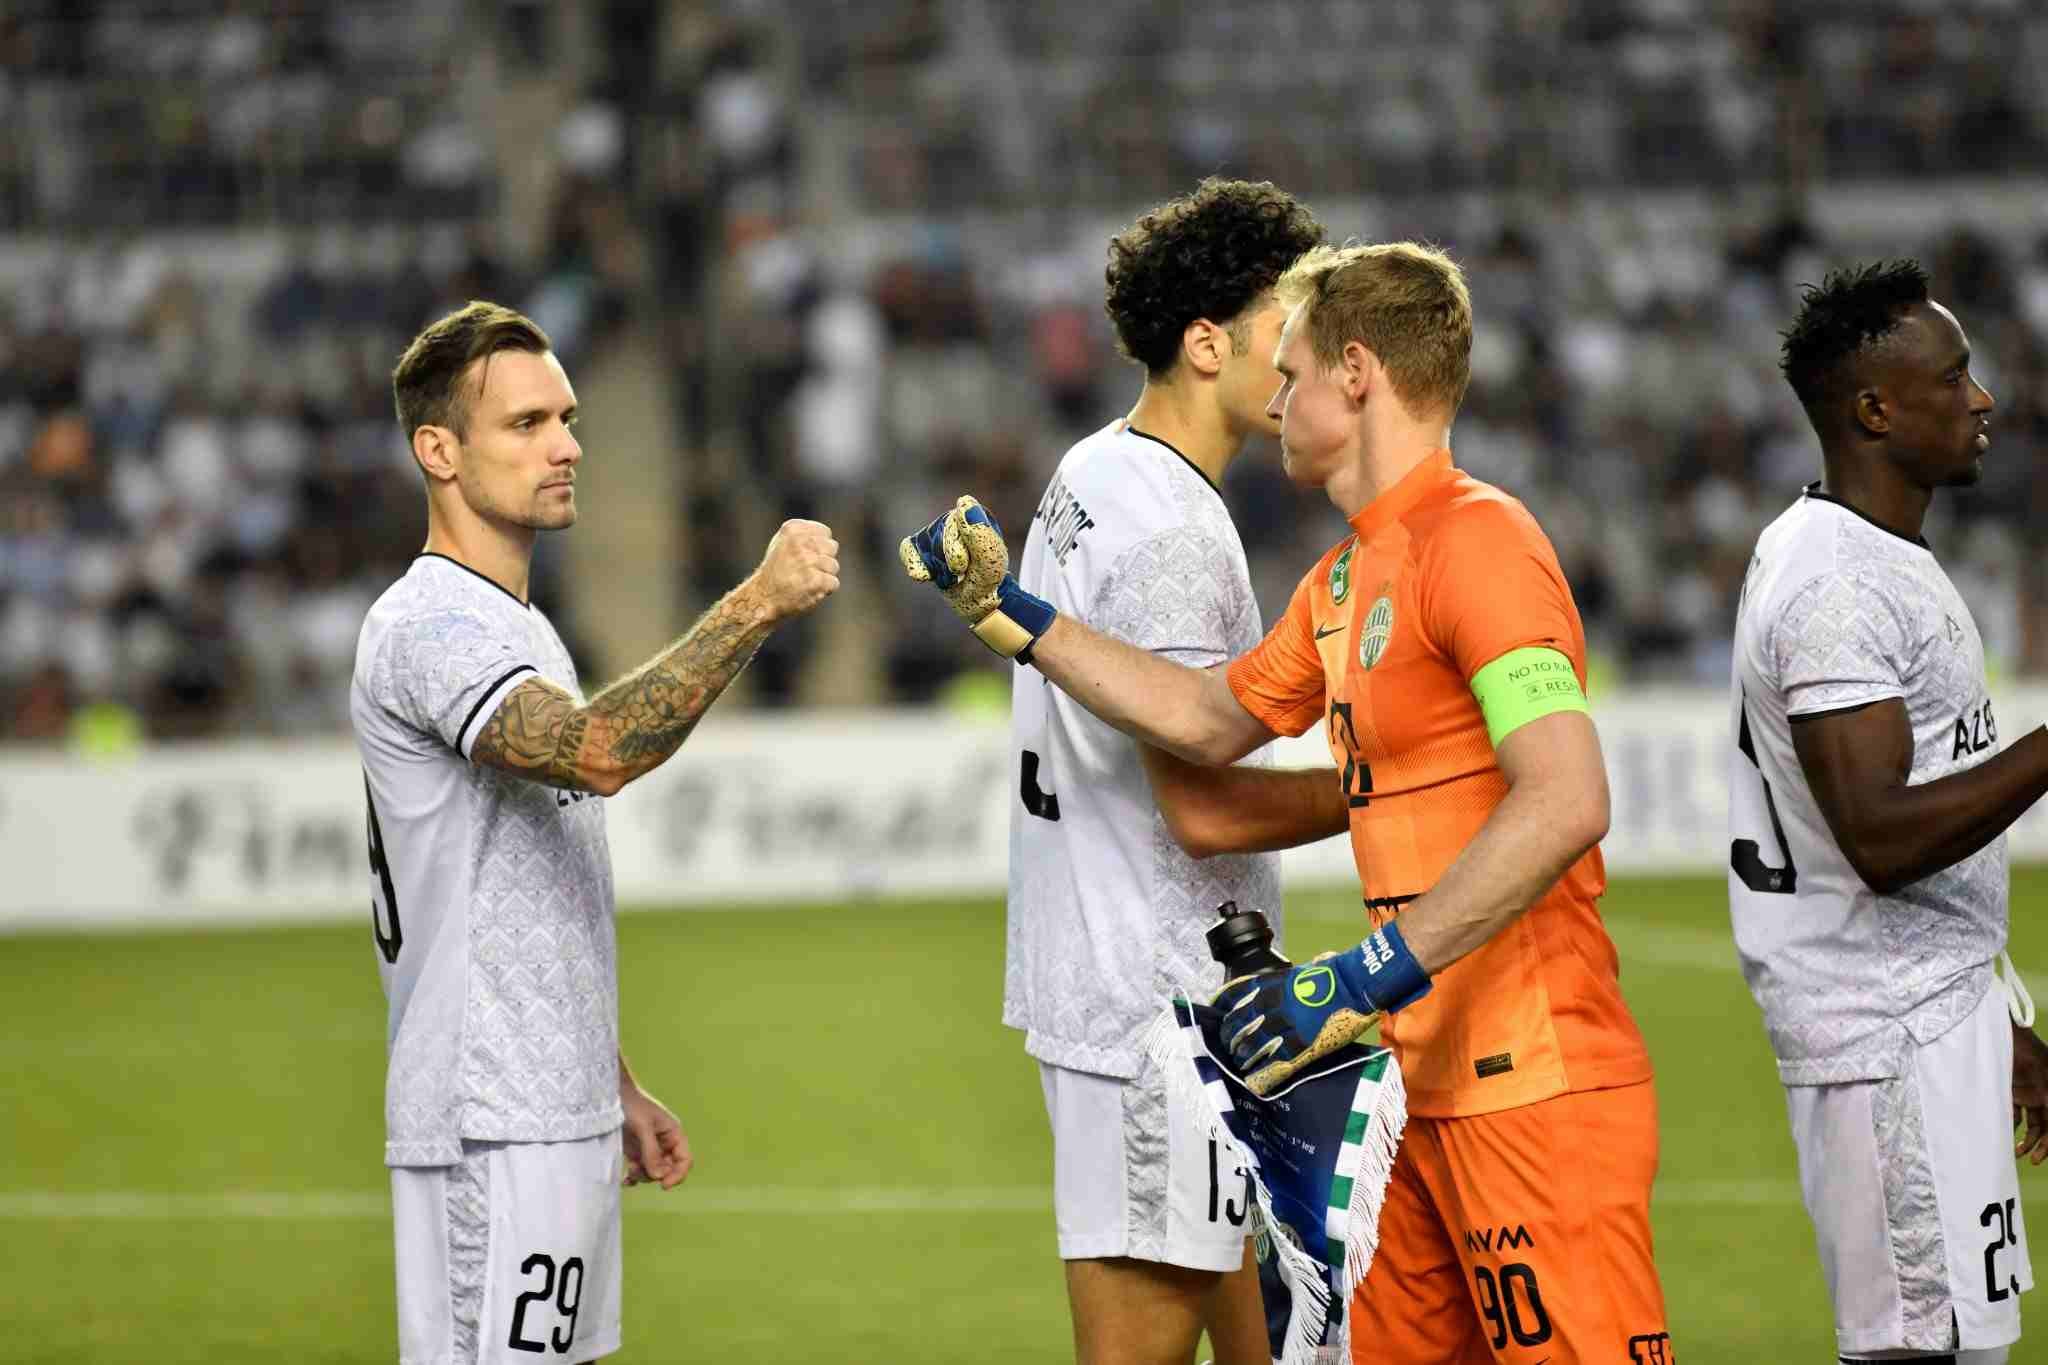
[1217,923,1434,1096]
[899,495,1056,663]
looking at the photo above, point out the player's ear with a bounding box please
[1853,387,1889,437]
[1340,339,1375,404]
[412,424,459,483]
[1181,318,1228,379]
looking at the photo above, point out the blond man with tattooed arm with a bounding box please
[350,301,837,1365]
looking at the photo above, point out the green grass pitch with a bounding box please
[4,872,2047,1361]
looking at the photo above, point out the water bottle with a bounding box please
[1205,901,1291,979]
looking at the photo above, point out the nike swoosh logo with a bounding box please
[1314,624,1344,640]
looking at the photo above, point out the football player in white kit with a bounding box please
[1004,180,1346,1365]
[1731,260,2048,1363]
[353,302,838,1364]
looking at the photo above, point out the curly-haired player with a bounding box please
[905,238,1677,1361]
[1001,179,1331,1365]
[1104,176,1327,378]
[1734,260,2047,1362]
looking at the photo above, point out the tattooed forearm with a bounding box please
[552,708,593,788]
[590,590,771,769]
[468,585,775,794]
[470,678,600,792]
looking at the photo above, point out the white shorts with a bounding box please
[1038,1059,1251,1272]
[1786,983,2032,1357]
[391,1130,624,1365]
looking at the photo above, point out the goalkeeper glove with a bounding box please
[1215,922,1433,1096]
[899,495,1056,662]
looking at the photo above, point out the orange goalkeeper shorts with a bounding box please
[1350,1080,1673,1364]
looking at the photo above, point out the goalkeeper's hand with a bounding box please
[1215,923,1434,1096]
[898,495,1056,662]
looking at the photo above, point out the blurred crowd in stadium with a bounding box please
[4,0,2048,743]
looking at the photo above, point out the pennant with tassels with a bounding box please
[1145,996,1406,1365]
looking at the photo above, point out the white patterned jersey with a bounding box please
[1005,423,1281,1078]
[352,553,620,1166]
[1729,487,2007,1085]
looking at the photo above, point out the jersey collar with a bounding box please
[1347,448,1454,544]
[416,551,534,608]
[1801,482,1932,551]
[1125,426,1221,496]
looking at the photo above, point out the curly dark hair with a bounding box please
[1105,178,1325,377]
[1779,260,1931,414]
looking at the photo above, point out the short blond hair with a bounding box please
[1276,242,1472,419]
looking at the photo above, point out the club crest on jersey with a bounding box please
[1329,543,1355,604]
[1359,594,1395,670]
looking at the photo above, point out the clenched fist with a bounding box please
[750,519,840,622]
[898,495,1057,661]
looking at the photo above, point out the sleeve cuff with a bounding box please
[1784,686,1904,720]
[1224,657,1323,738]
[457,664,539,759]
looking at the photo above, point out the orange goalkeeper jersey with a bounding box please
[1227,450,1651,1118]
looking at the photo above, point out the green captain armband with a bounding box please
[1469,646,1588,747]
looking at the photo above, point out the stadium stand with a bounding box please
[0,1,655,741]
[690,0,2048,704]
[6,0,2048,740]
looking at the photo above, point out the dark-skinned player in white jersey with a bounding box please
[1733,260,2048,1363]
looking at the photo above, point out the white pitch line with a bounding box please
[0,1180,1808,1221]
[0,1186,1049,1221]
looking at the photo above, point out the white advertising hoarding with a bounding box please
[8,688,2048,932]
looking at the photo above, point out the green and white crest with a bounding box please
[1359,595,1395,669]
[1329,543,1355,604]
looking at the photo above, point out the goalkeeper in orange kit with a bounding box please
[903,243,1672,1363]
